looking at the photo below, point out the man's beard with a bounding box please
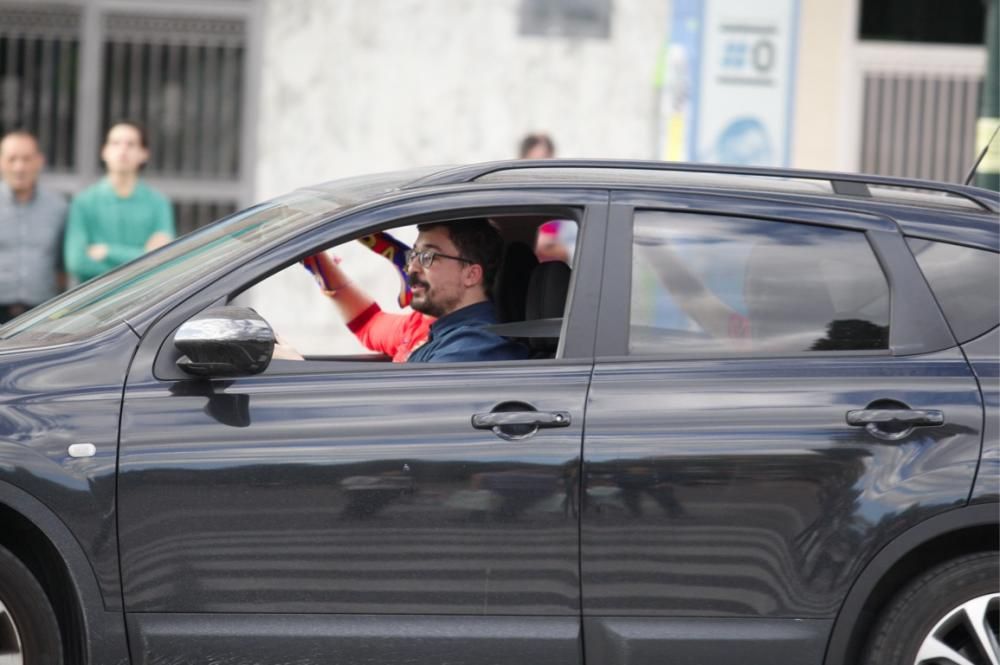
[411,294,444,317]
[409,275,451,318]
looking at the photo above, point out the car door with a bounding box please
[116,190,608,664]
[580,191,984,665]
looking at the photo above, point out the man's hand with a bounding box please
[272,334,304,361]
[86,244,109,261]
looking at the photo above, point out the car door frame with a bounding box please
[128,187,609,373]
[578,188,980,665]
[118,186,610,660]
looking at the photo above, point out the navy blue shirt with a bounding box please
[407,301,529,363]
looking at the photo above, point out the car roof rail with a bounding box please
[405,159,998,212]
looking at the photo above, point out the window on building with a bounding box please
[0,1,252,235]
[860,0,986,44]
[0,3,80,171]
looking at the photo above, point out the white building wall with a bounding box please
[247,0,674,354]
[245,0,882,354]
[791,0,859,171]
[254,0,672,199]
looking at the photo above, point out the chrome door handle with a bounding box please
[846,408,944,441]
[472,411,571,429]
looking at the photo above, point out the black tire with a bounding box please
[0,545,62,665]
[863,551,1000,665]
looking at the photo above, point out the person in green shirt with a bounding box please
[64,121,175,283]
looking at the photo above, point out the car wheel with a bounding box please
[863,551,999,665]
[0,545,62,665]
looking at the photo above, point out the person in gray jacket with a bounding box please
[0,130,67,323]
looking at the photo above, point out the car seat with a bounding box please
[523,261,571,357]
[743,242,837,352]
[493,241,538,323]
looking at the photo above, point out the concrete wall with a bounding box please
[791,0,859,171]
[245,0,865,355]
[254,0,672,199]
[247,0,674,354]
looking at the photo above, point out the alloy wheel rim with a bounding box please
[915,593,1000,665]
[0,598,23,665]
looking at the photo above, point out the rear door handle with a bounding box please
[846,408,944,441]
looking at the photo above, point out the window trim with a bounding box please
[596,191,955,360]
[138,188,609,384]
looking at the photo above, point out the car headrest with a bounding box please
[494,242,538,323]
[525,261,571,321]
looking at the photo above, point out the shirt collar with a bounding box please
[0,181,36,205]
[429,301,496,335]
[99,176,145,199]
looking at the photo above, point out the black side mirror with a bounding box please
[174,307,275,377]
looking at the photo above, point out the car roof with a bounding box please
[308,160,1000,250]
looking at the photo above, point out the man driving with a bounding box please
[403,219,528,363]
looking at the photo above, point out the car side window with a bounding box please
[628,211,890,356]
[907,238,1000,344]
[232,216,580,363]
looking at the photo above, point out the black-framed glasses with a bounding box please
[404,248,473,269]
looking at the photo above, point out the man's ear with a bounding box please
[464,262,484,288]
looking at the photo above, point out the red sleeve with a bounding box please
[348,304,430,359]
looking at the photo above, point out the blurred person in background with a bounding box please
[519,132,575,263]
[519,132,556,160]
[64,120,175,284]
[0,130,68,324]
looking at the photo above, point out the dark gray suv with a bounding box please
[0,160,997,665]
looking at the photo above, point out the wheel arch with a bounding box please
[0,481,115,665]
[824,502,1000,665]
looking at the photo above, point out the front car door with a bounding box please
[580,191,983,665]
[116,189,608,664]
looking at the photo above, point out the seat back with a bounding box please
[493,242,538,323]
[524,261,571,355]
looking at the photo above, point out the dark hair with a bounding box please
[105,120,149,149]
[417,218,503,298]
[518,133,555,159]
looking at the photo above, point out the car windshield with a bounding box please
[0,169,436,346]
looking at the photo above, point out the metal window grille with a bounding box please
[860,72,983,183]
[101,13,245,179]
[0,1,253,235]
[173,199,238,237]
[0,4,80,171]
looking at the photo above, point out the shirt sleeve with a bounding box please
[154,193,176,238]
[348,304,427,358]
[63,197,105,282]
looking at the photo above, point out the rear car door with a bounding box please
[580,191,984,665]
[116,190,607,664]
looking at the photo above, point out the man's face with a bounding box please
[407,226,473,318]
[0,135,44,196]
[101,124,148,175]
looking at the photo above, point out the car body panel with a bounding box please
[0,161,993,665]
[113,188,609,662]
[964,327,1000,503]
[578,192,985,664]
[0,323,137,608]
